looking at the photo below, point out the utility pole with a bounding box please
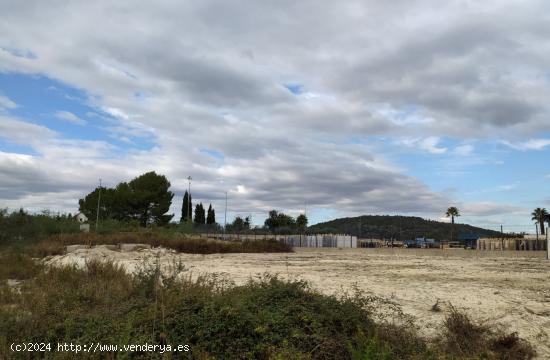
[187,176,192,222]
[95,178,102,232]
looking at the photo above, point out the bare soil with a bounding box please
[47,247,550,358]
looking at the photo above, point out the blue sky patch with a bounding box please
[0,72,155,154]
[284,83,304,95]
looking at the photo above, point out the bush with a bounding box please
[30,233,293,256]
[437,306,535,359]
[0,261,431,359]
[0,209,80,248]
[0,259,536,359]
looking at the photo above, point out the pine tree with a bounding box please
[206,204,216,225]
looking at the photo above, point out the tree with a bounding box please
[181,191,191,223]
[296,214,308,233]
[78,171,174,227]
[445,207,460,242]
[229,215,250,233]
[78,186,116,221]
[110,182,133,221]
[128,172,174,226]
[194,203,206,225]
[531,208,548,236]
[264,210,297,234]
[206,204,216,225]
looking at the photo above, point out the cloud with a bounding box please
[400,137,447,154]
[454,144,474,156]
[0,95,17,110]
[460,202,524,217]
[0,0,548,225]
[501,139,550,151]
[54,110,87,125]
[0,115,56,145]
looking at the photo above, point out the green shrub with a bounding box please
[0,259,535,359]
[0,261,433,359]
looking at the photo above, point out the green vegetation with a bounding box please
[264,210,308,234]
[436,306,535,359]
[0,208,80,248]
[445,207,460,242]
[226,215,252,233]
[0,209,291,256]
[531,207,548,236]
[0,257,534,359]
[30,233,292,257]
[181,190,192,223]
[78,171,174,227]
[194,202,206,225]
[206,204,216,225]
[308,215,508,241]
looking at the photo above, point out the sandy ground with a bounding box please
[47,247,550,358]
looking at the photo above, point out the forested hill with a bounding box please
[308,215,503,241]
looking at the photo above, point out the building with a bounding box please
[75,212,90,232]
[457,233,481,249]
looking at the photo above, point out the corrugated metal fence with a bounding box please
[202,233,358,248]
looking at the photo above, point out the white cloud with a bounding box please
[0,95,17,110]
[501,139,550,151]
[0,116,56,145]
[454,144,474,156]
[461,202,524,217]
[401,137,447,154]
[54,110,87,126]
[0,0,549,224]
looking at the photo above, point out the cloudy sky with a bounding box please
[1,1,549,231]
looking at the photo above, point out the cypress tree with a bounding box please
[206,204,216,225]
[189,194,192,222]
[181,191,190,222]
[194,203,206,225]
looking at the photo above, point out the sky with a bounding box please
[0,1,549,232]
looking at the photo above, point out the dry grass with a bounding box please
[30,232,292,257]
[0,254,536,359]
[438,306,535,359]
[0,251,43,280]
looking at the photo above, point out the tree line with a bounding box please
[78,172,307,233]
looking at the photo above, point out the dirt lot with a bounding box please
[48,247,550,358]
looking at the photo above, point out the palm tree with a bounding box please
[445,207,460,242]
[531,208,548,236]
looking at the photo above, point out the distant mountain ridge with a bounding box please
[308,215,503,241]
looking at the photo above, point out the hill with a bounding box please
[308,215,504,241]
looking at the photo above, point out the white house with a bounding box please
[75,212,90,232]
